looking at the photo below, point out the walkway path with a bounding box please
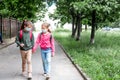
[0,40,84,80]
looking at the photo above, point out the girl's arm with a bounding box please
[31,33,35,48]
[15,32,21,46]
[32,33,41,52]
[51,36,55,56]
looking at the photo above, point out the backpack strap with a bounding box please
[30,31,32,40]
[19,30,23,40]
[19,30,32,40]
[50,34,52,43]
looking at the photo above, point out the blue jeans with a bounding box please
[41,48,51,74]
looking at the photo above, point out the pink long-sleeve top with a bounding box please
[33,32,55,55]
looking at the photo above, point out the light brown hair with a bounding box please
[42,22,51,33]
[20,20,33,30]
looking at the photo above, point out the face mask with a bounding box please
[24,27,31,32]
[42,29,47,33]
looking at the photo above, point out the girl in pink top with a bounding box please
[33,22,55,79]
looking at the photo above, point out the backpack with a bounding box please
[19,30,32,40]
[39,33,52,43]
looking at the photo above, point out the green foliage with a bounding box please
[0,0,46,21]
[111,18,120,27]
[54,29,120,80]
[49,0,72,24]
[71,0,120,26]
[51,0,120,27]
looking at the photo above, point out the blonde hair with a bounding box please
[42,22,51,33]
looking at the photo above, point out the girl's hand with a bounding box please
[51,53,55,57]
[32,48,36,53]
[32,50,35,54]
[20,43,24,47]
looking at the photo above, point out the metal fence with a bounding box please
[0,16,22,39]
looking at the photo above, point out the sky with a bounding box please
[34,3,57,31]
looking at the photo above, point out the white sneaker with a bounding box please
[28,73,32,80]
[28,73,32,78]
[22,72,27,77]
[46,74,51,78]
[46,75,50,80]
[42,73,47,77]
[1,42,5,45]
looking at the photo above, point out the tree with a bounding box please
[88,0,120,44]
[0,0,46,21]
[52,0,120,44]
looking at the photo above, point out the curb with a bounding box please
[0,37,15,50]
[0,42,15,50]
[56,40,91,80]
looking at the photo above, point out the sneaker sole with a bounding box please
[28,77,32,80]
[46,77,50,80]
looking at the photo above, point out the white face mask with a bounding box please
[24,27,31,32]
[42,29,47,33]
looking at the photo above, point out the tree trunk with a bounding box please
[80,23,82,32]
[72,17,77,38]
[90,10,96,44]
[71,15,75,38]
[76,14,81,41]
[85,24,87,31]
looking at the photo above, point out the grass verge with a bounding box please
[54,28,120,80]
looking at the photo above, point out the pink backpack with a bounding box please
[19,30,32,40]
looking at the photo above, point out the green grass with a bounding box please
[54,29,120,80]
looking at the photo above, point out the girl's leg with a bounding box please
[20,50,27,74]
[26,50,32,78]
[46,52,51,75]
[41,50,47,74]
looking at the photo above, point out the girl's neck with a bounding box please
[43,32,49,35]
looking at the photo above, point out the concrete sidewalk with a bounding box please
[0,37,15,49]
[0,41,84,80]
